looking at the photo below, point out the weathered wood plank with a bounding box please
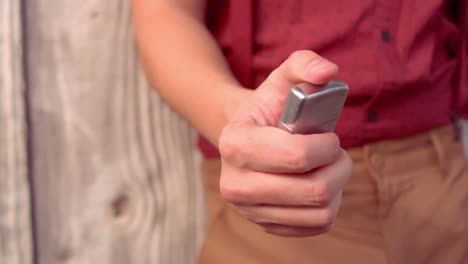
[0,0,34,264]
[24,1,205,263]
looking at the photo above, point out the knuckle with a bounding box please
[218,128,236,158]
[303,181,333,206]
[237,207,254,220]
[269,67,282,81]
[219,177,248,204]
[338,150,354,179]
[286,145,312,172]
[219,127,245,166]
[319,208,336,227]
[328,133,341,152]
[319,223,334,234]
[219,173,258,205]
[342,151,353,169]
[324,133,341,160]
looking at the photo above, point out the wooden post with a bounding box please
[23,1,205,263]
[0,0,34,264]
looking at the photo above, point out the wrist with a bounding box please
[223,85,253,123]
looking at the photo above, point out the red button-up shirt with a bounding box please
[200,0,468,158]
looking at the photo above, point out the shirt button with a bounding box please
[381,30,392,43]
[367,111,379,122]
[445,42,457,58]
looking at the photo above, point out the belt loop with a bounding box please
[363,144,371,171]
[363,144,382,188]
[451,113,461,141]
[429,130,448,178]
[453,117,468,160]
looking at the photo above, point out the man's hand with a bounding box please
[218,50,353,237]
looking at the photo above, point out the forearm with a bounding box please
[132,1,252,145]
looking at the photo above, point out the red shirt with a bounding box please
[200,0,468,158]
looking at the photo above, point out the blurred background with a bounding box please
[1,1,206,264]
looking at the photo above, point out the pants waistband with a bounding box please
[347,124,458,175]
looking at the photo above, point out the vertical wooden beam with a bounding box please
[23,1,205,263]
[0,0,34,264]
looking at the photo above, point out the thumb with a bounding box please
[259,50,339,95]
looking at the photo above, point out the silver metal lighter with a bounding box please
[277,80,349,134]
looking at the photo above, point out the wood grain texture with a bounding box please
[0,0,34,263]
[24,1,205,263]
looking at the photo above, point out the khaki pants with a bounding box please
[198,124,468,264]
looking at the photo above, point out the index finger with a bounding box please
[219,124,341,173]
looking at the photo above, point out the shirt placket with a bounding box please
[366,0,403,124]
